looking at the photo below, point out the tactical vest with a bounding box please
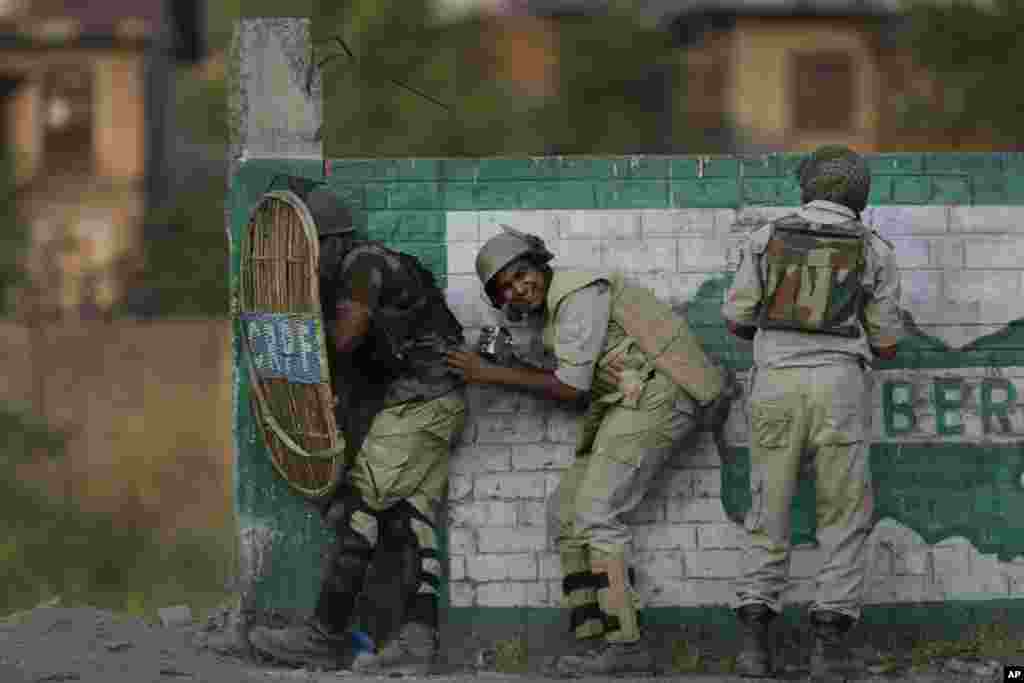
[756,214,867,338]
[321,240,464,370]
[542,270,725,406]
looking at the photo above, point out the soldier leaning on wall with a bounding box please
[247,186,468,675]
[722,145,907,681]
[446,227,738,676]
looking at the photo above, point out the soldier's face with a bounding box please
[493,258,547,314]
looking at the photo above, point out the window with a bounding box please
[791,50,855,132]
[42,64,93,175]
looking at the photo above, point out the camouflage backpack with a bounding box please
[757,214,867,338]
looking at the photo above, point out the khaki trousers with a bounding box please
[735,363,874,620]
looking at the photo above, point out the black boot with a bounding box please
[809,610,855,682]
[735,604,776,678]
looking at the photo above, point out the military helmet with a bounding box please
[476,225,554,307]
[796,145,871,214]
[305,186,355,237]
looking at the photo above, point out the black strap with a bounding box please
[569,603,604,631]
[563,571,596,594]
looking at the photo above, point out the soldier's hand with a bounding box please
[446,350,490,383]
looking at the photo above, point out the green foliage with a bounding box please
[902,0,1024,141]
[316,0,686,156]
[131,177,229,317]
[0,404,235,619]
[0,147,29,317]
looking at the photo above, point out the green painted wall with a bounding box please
[232,153,1024,616]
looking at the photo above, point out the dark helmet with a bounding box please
[796,145,871,214]
[305,186,355,238]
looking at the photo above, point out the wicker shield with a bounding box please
[237,189,345,501]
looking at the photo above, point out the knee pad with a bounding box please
[380,500,441,598]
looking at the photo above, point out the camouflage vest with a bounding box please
[757,214,867,338]
[542,270,724,405]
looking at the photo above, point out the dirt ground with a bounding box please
[0,604,1017,683]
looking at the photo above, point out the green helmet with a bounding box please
[796,145,871,214]
[476,225,553,307]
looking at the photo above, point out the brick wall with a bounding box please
[232,153,1024,616]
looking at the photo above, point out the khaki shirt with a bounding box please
[721,200,906,369]
[550,281,612,391]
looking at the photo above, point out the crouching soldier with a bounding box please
[722,146,906,680]
[446,226,736,676]
[248,187,467,675]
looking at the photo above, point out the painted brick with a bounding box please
[510,443,574,470]
[864,206,950,235]
[741,179,784,205]
[476,386,545,415]
[604,237,677,273]
[697,523,746,550]
[517,500,548,527]
[740,155,780,177]
[324,160,382,182]
[655,469,694,498]
[678,237,727,272]
[476,413,547,444]
[519,181,597,210]
[966,546,1009,595]
[871,176,894,204]
[930,176,970,205]
[477,527,548,553]
[944,270,1021,305]
[466,553,538,581]
[449,556,466,581]
[607,156,669,179]
[451,445,512,474]
[474,472,547,500]
[446,211,479,241]
[366,211,444,243]
[449,581,476,607]
[640,208,715,236]
[675,579,735,606]
[667,497,731,524]
[479,209,559,244]
[633,524,698,551]
[553,238,603,268]
[689,468,722,498]
[539,552,562,582]
[681,156,739,178]
[443,183,478,210]
[621,495,664,524]
[446,242,478,275]
[670,179,741,208]
[685,549,743,578]
[924,153,1003,175]
[449,528,476,555]
[558,210,641,240]
[950,206,1024,233]
[869,154,924,175]
[526,581,553,607]
[450,500,519,528]
[866,575,935,603]
[633,550,685,584]
[476,582,528,607]
[595,180,669,209]
[383,182,442,210]
[971,174,1009,204]
[545,472,561,496]
[886,238,932,269]
[474,183,523,210]
[899,270,943,309]
[475,158,541,180]
[547,411,580,444]
[450,474,472,501]
[964,237,1024,268]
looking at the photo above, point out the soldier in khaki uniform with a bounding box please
[248,187,467,675]
[447,227,734,676]
[722,146,906,680]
